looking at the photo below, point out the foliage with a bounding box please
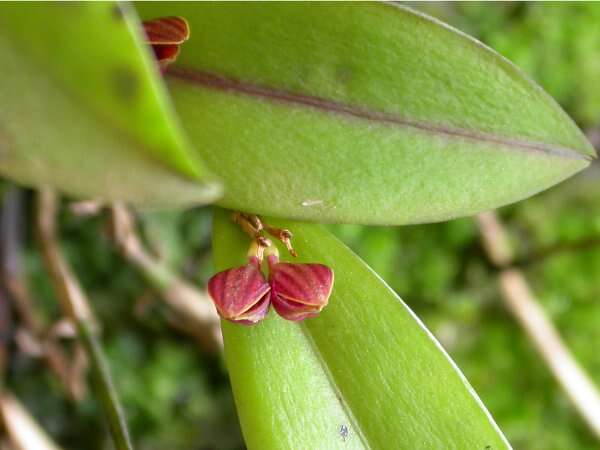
[417,2,600,128]
[8,172,600,450]
[2,2,600,450]
[331,169,600,450]
[9,208,243,450]
[213,210,509,449]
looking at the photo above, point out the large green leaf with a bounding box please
[0,2,220,206]
[137,2,593,224]
[212,208,510,449]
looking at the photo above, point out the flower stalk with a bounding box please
[208,213,334,325]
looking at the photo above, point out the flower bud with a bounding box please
[267,254,334,321]
[142,17,190,70]
[207,257,271,325]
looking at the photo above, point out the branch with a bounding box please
[0,392,64,450]
[0,188,17,387]
[0,289,9,389]
[35,189,133,450]
[515,235,600,267]
[0,188,85,399]
[477,211,600,439]
[109,204,222,351]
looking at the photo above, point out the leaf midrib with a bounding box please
[166,66,592,162]
[299,323,373,450]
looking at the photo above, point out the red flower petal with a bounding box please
[208,259,271,325]
[271,295,320,322]
[143,17,190,45]
[268,256,334,322]
[150,44,180,70]
[233,294,271,325]
[142,17,189,70]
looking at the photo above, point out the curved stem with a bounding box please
[35,189,134,450]
[78,321,133,450]
[477,211,600,440]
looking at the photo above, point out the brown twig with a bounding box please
[35,189,133,450]
[0,188,84,400]
[0,392,64,450]
[0,289,9,387]
[514,235,600,267]
[0,439,16,450]
[68,200,104,217]
[35,191,94,324]
[0,188,17,386]
[2,279,86,401]
[109,204,222,352]
[477,211,600,439]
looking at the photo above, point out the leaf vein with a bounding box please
[167,67,592,162]
[299,323,373,450]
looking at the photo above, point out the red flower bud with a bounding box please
[208,257,271,325]
[142,17,190,70]
[267,255,334,321]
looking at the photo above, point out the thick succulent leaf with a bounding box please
[0,3,220,206]
[212,209,511,449]
[137,3,593,224]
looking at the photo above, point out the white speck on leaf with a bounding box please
[301,199,323,207]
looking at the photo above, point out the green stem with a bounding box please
[78,321,133,450]
[35,189,134,450]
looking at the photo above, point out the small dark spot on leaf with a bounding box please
[336,65,354,84]
[112,4,125,21]
[339,424,349,442]
[485,445,492,450]
[112,67,140,103]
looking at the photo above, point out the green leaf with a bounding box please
[137,3,593,224]
[0,3,220,206]
[212,208,511,449]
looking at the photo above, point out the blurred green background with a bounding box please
[2,3,600,449]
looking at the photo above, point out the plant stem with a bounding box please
[0,392,65,450]
[0,288,8,392]
[1,187,84,400]
[35,189,133,450]
[109,204,222,351]
[477,211,600,440]
[78,320,132,450]
[514,235,600,267]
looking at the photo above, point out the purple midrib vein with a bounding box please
[166,66,592,162]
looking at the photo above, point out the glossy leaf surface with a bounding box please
[212,209,511,449]
[138,2,593,224]
[0,3,220,206]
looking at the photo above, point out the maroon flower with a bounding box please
[267,254,334,322]
[207,256,271,325]
[142,16,190,70]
